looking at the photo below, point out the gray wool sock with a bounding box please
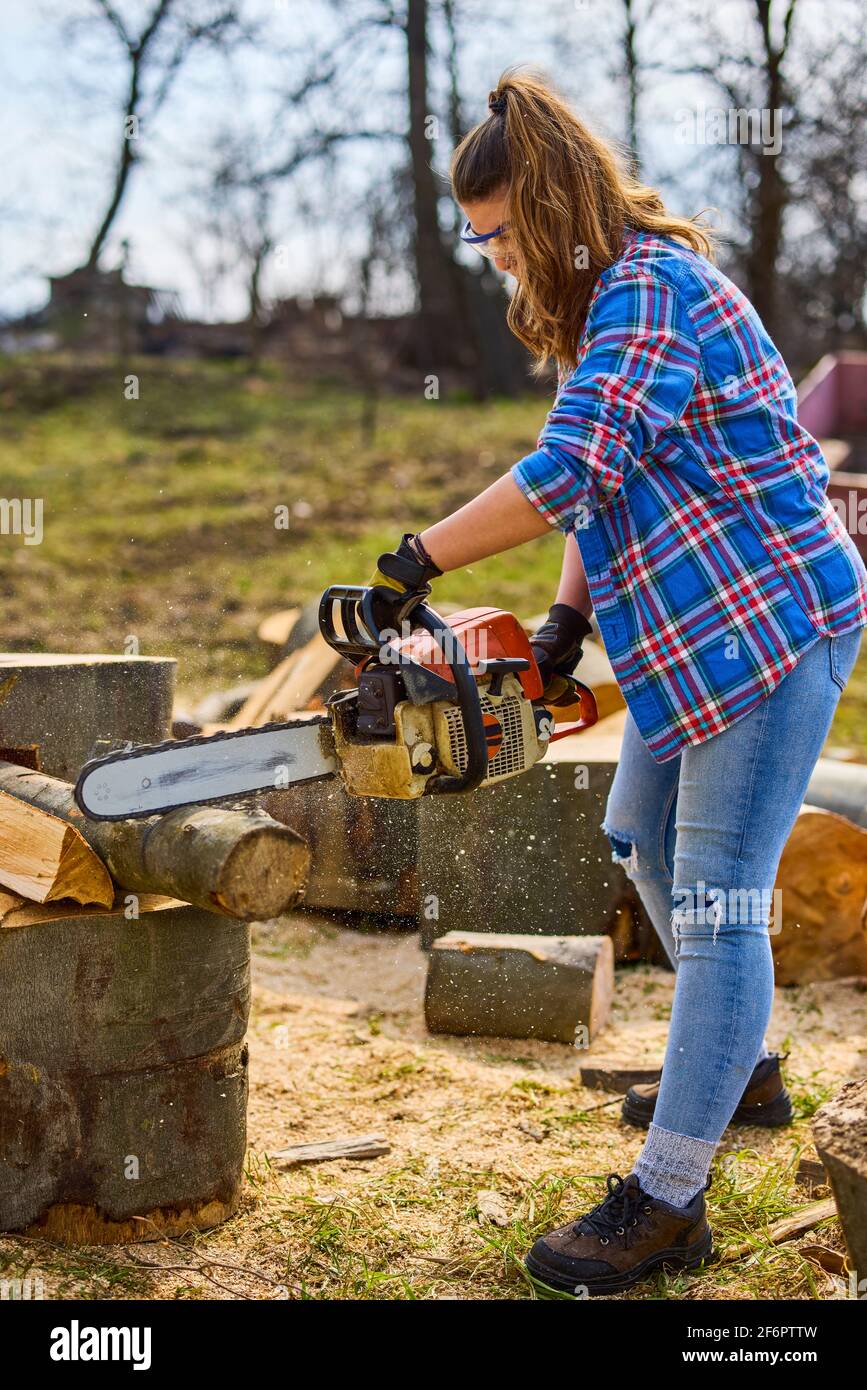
[632,1121,717,1209]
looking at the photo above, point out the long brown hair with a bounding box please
[451,69,715,374]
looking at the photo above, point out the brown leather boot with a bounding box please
[621,1051,792,1129]
[525,1171,714,1296]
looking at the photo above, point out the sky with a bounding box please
[0,0,851,323]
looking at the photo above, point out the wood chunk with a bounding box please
[270,1134,390,1167]
[0,761,310,921]
[257,607,301,646]
[579,1064,662,1094]
[424,931,614,1044]
[795,1157,829,1191]
[812,1078,867,1277]
[0,790,113,906]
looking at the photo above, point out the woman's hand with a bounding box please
[366,533,442,633]
[528,602,594,699]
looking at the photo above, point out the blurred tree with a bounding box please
[80,0,245,270]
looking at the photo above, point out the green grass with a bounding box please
[1,352,864,752]
[0,355,565,696]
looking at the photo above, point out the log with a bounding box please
[0,761,310,921]
[804,759,867,829]
[0,654,175,781]
[424,931,614,1043]
[812,1079,867,1278]
[0,790,114,906]
[0,900,250,1244]
[771,806,867,984]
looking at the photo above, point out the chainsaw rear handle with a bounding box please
[319,584,494,794]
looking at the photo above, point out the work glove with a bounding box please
[529,602,594,705]
[366,532,443,635]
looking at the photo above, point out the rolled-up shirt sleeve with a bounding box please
[511,269,702,531]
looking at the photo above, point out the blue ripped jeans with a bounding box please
[603,630,862,1146]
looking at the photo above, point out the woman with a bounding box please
[368,70,867,1296]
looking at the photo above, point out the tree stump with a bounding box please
[0,654,175,781]
[0,900,250,1244]
[424,931,614,1043]
[812,1079,867,1280]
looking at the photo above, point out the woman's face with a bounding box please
[460,191,517,276]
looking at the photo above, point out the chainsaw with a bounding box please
[73,586,598,820]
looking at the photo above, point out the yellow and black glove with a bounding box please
[366,532,443,634]
[529,603,594,705]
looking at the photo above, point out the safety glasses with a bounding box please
[459,217,513,261]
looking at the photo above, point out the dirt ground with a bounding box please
[5,909,865,1302]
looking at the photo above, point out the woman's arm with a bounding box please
[417,472,552,570]
[555,532,593,619]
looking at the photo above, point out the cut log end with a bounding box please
[214,824,310,919]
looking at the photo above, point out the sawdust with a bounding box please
[4,909,865,1301]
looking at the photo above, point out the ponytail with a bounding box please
[451,68,715,374]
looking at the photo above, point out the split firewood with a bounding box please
[229,633,342,728]
[257,607,301,647]
[269,1134,390,1167]
[0,792,113,907]
[0,760,310,921]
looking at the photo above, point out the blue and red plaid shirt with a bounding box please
[512,230,867,760]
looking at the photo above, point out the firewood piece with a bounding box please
[720,1199,838,1263]
[795,1157,829,1191]
[771,806,867,984]
[230,633,340,728]
[424,931,614,1044]
[0,790,114,906]
[257,607,301,646]
[579,1064,662,1094]
[0,761,310,921]
[0,901,250,1244]
[270,1134,390,1167]
[0,654,175,781]
[812,1078,867,1277]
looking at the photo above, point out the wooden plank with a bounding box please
[270,1134,391,1167]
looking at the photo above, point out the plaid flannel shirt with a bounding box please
[512,231,867,761]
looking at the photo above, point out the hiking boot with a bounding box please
[621,1051,793,1130]
[525,1171,715,1297]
